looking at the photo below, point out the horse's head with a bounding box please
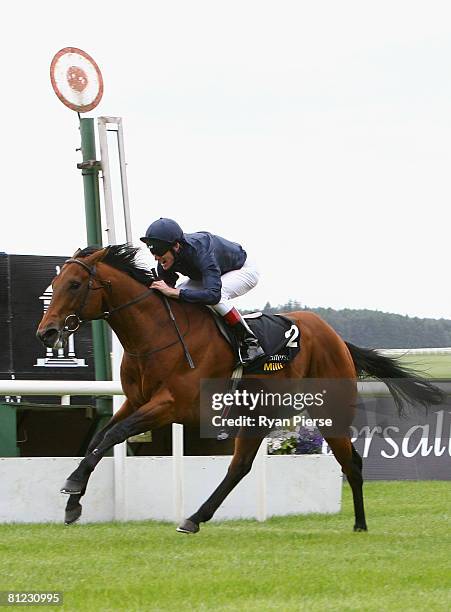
[36,247,110,348]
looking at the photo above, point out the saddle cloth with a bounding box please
[214,312,301,374]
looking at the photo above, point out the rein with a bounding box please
[62,258,195,366]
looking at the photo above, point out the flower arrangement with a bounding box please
[267,426,323,455]
[267,429,298,455]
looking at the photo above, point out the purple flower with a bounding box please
[295,427,323,455]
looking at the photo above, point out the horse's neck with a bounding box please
[103,271,167,353]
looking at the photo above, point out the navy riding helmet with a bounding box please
[140,218,184,256]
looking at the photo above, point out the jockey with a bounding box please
[140,217,264,365]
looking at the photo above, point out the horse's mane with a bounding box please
[76,244,155,286]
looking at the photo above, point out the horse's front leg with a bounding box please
[62,393,173,524]
[64,398,135,524]
[178,435,263,534]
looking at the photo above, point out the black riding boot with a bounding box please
[223,308,265,365]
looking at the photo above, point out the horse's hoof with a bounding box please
[353,525,368,532]
[176,519,200,534]
[65,504,82,525]
[60,479,84,495]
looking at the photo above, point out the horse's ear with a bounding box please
[85,246,111,263]
[96,246,111,262]
[72,247,83,257]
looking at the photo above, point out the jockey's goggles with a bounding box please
[140,238,173,256]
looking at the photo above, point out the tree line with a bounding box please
[251,301,451,349]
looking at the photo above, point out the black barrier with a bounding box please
[0,254,99,457]
[0,254,96,392]
[344,394,451,480]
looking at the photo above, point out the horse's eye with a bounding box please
[70,281,82,290]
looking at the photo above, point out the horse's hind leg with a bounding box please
[63,399,135,525]
[325,436,367,532]
[178,436,263,534]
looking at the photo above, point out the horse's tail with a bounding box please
[345,341,444,416]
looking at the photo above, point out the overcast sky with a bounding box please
[1,1,450,318]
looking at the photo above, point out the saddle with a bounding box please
[214,312,301,374]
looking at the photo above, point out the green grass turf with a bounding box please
[398,354,451,379]
[0,482,450,611]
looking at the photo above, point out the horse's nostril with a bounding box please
[37,327,60,347]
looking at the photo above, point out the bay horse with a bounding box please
[36,245,443,532]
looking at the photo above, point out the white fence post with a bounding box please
[172,423,184,523]
[255,438,267,522]
[113,393,127,521]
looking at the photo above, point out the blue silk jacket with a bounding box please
[157,232,247,304]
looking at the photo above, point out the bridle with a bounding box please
[61,257,195,367]
[62,258,154,332]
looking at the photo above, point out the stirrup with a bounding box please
[238,338,265,365]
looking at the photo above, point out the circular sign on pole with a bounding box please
[50,47,104,113]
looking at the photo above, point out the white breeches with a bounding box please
[177,256,260,316]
